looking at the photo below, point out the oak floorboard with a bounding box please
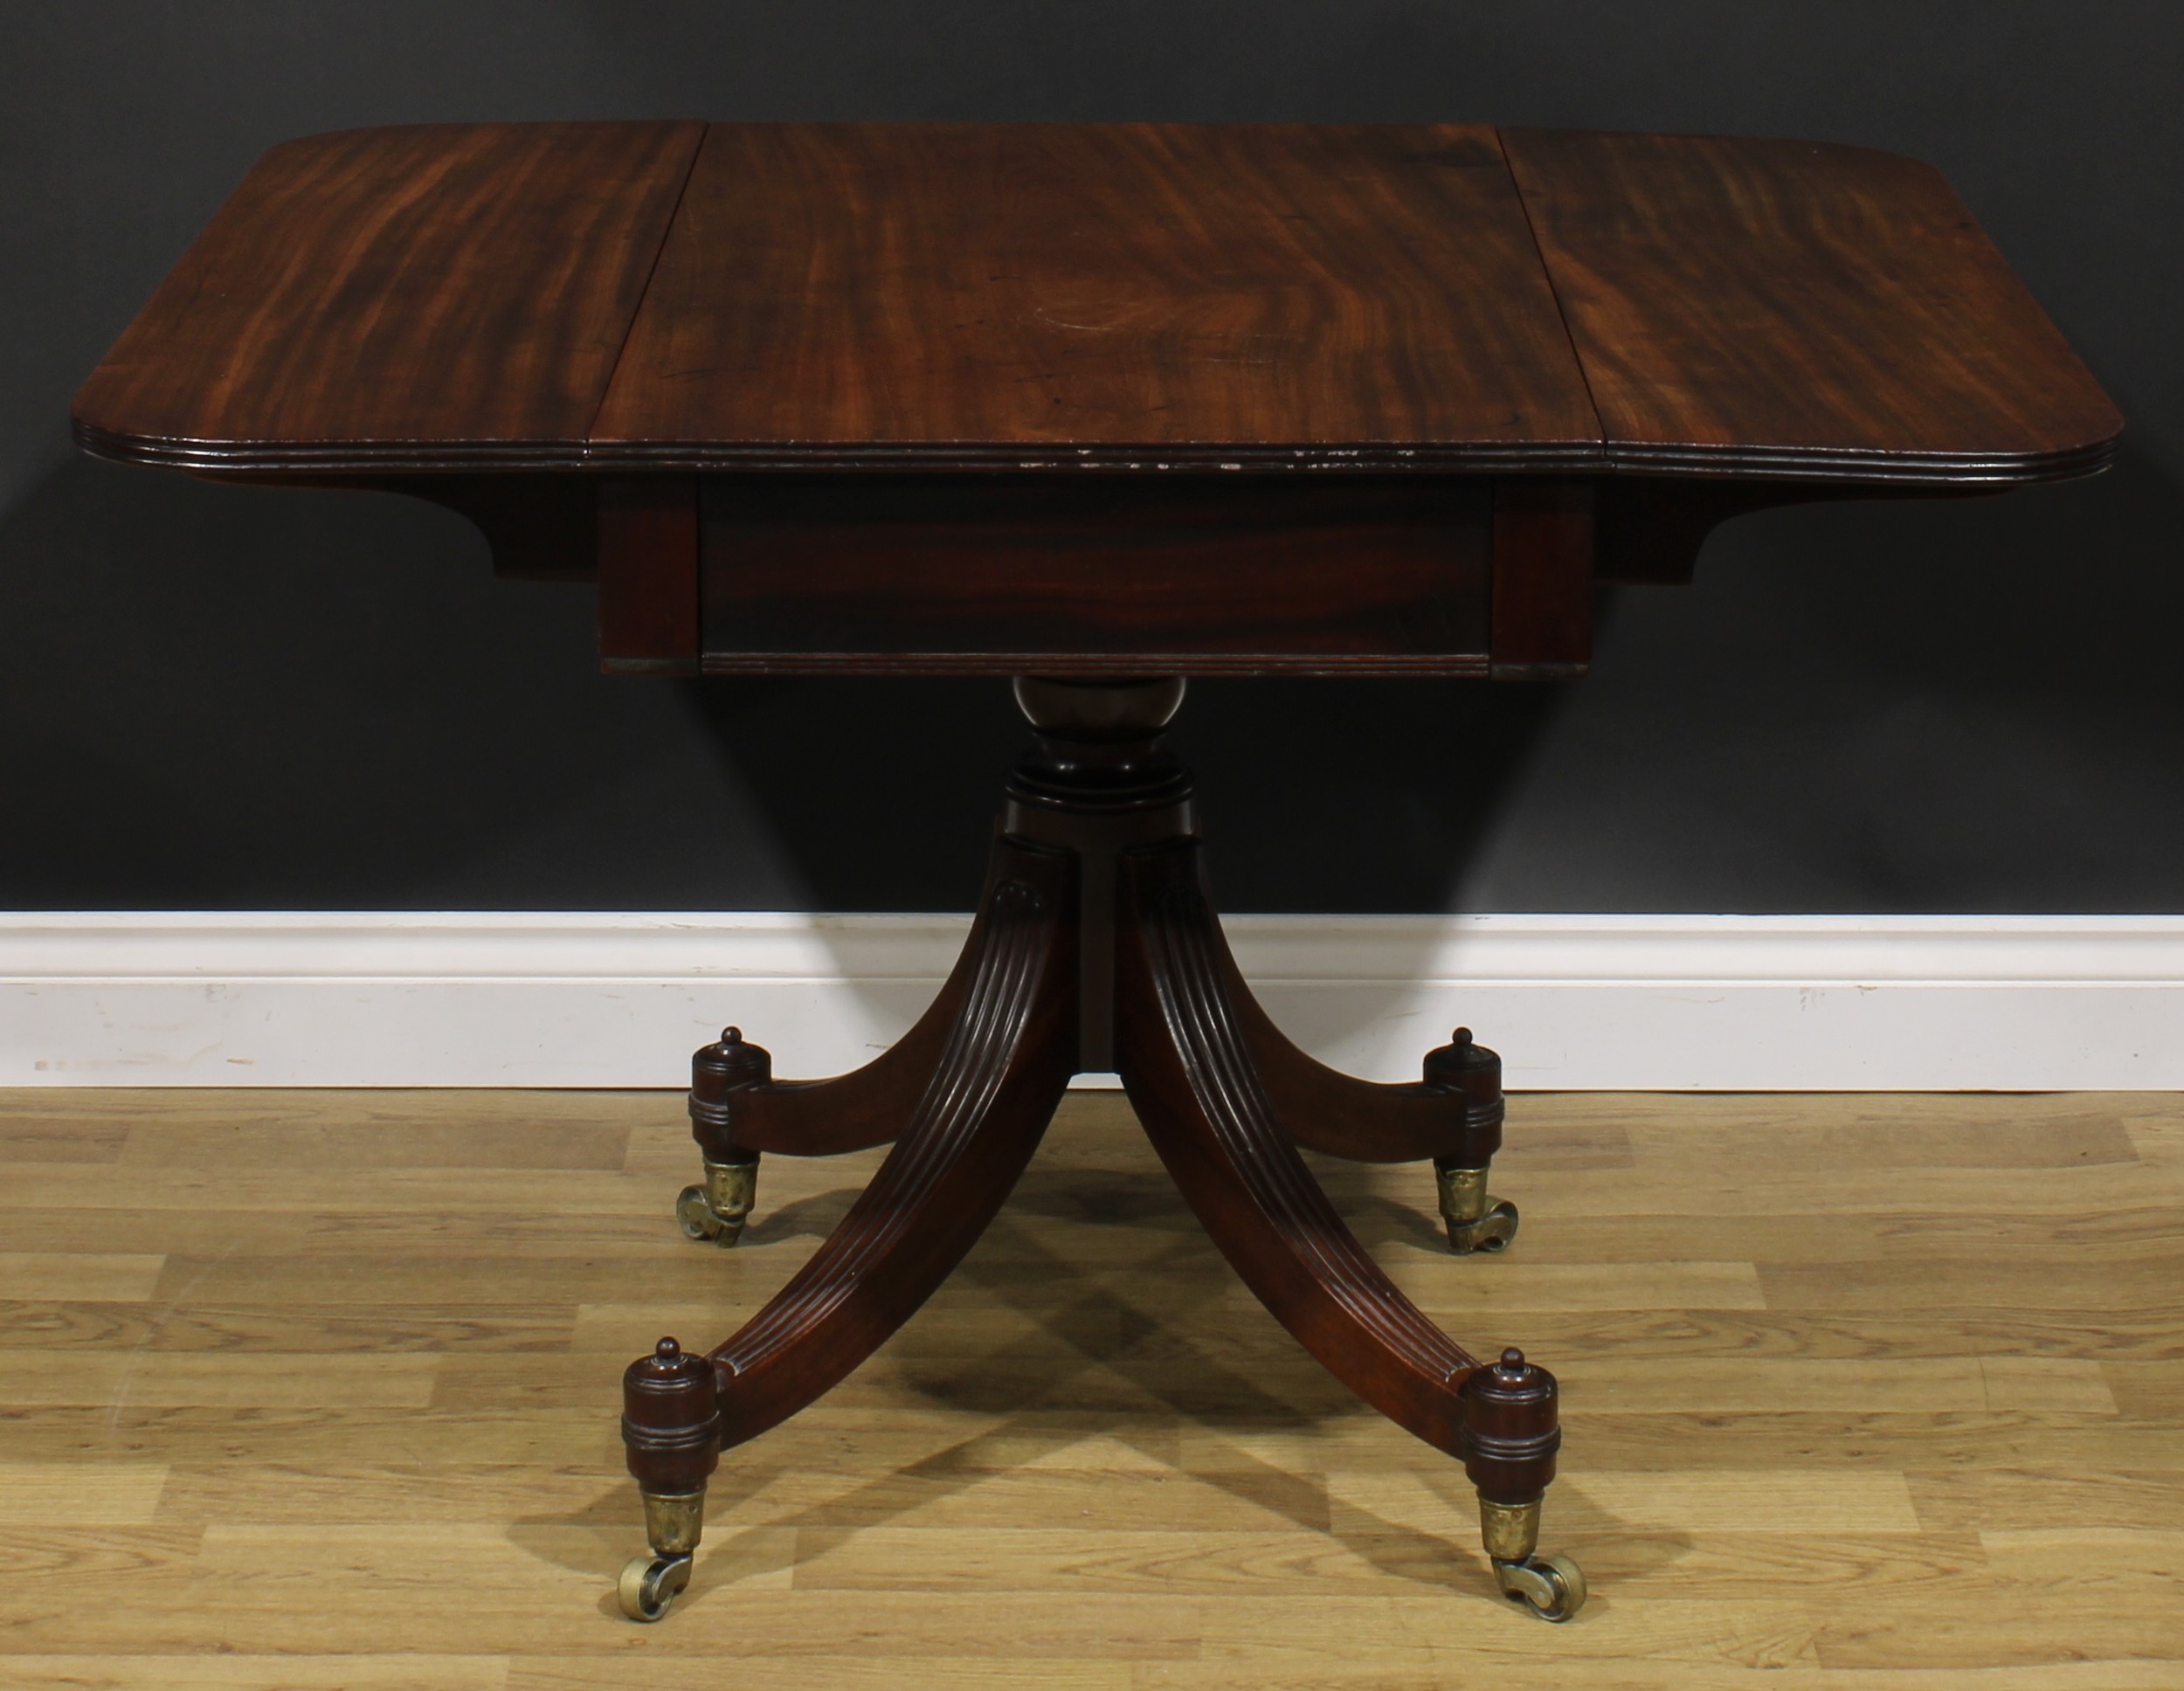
[0,1252,167,1301]
[0,1460,169,1522]
[0,1301,575,1354]
[1,1658,508,1691]
[0,1086,2177,1686]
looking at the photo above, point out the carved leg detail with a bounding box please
[690,961,975,1160]
[619,840,1075,1619]
[1115,841,1480,1446]
[1201,909,1505,1169]
[1114,839,1580,1615]
[706,839,1078,1453]
[1165,851,1520,1254]
[629,680,1584,1621]
[673,839,1045,1246]
[1168,861,1521,1256]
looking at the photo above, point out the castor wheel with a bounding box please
[1450,1195,1518,1254]
[675,1182,729,1244]
[675,1156,757,1246]
[618,1551,693,1621]
[1435,1163,1519,1254]
[1493,1551,1586,1622]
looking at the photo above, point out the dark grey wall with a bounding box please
[3,3,2178,914]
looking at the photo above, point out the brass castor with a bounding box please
[1478,1496,1586,1623]
[1464,1353,1584,1622]
[619,1340,720,1623]
[677,1156,758,1246]
[1435,1162,1518,1254]
[617,1487,707,1622]
[618,1550,693,1621]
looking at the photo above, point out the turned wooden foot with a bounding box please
[617,1336,721,1622]
[1464,1348,1585,1620]
[678,1028,766,1245]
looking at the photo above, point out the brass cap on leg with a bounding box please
[1435,1164,1519,1253]
[704,1158,758,1243]
[676,1158,759,1246]
[641,1487,707,1557]
[1478,1494,1540,1563]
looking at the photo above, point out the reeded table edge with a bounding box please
[1605,436,2119,485]
[71,419,596,474]
[67,418,2121,483]
[68,421,1600,474]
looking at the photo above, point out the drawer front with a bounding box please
[596,476,1593,679]
[697,477,1493,677]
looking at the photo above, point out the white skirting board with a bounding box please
[3,912,2181,1090]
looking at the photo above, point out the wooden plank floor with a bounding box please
[2,1087,2181,1688]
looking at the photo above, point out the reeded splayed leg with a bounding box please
[616,837,1077,1619]
[1112,838,1583,1619]
[1177,883,1521,1254]
[673,841,1036,1245]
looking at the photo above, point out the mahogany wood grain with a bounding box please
[706,839,1077,1451]
[76,121,2119,495]
[1502,128,2122,482]
[73,122,703,470]
[697,476,1494,677]
[591,122,1600,472]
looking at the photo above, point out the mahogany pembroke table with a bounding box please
[73,121,2120,1624]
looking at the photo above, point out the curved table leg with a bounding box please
[1186,856,1520,1254]
[618,837,1078,1619]
[674,835,1033,1246]
[1114,839,1582,1620]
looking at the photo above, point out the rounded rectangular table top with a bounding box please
[73,120,2118,485]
